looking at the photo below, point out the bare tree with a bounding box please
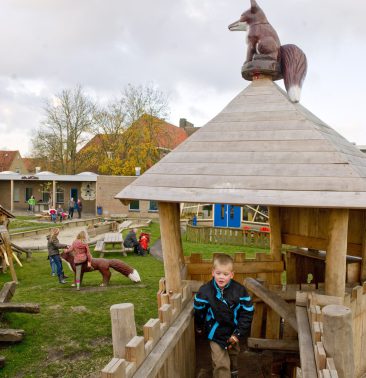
[31,86,95,174]
[86,83,170,175]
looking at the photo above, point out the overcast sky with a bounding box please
[0,0,365,155]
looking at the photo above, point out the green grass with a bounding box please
[0,220,269,377]
[0,252,164,377]
[8,218,55,234]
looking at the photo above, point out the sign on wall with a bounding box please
[81,182,96,201]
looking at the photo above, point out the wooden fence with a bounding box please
[101,279,195,378]
[185,224,270,248]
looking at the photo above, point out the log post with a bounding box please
[268,206,282,261]
[10,180,14,213]
[325,209,349,297]
[360,211,366,282]
[158,202,183,293]
[322,304,354,378]
[110,303,136,359]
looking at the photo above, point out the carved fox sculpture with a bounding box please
[229,0,307,102]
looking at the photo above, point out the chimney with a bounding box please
[135,167,141,176]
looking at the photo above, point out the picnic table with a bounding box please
[94,232,133,257]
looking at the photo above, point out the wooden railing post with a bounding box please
[268,206,282,261]
[158,202,183,293]
[325,209,349,297]
[322,304,354,378]
[110,303,137,358]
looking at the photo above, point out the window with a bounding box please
[13,187,20,202]
[149,201,158,212]
[129,200,140,212]
[25,188,33,202]
[220,204,225,219]
[42,191,50,203]
[56,187,64,204]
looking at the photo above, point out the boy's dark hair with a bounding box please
[212,254,234,269]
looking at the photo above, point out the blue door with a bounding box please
[214,204,241,228]
[70,188,78,201]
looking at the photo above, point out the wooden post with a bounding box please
[171,202,186,278]
[110,303,136,359]
[52,180,56,209]
[322,304,354,378]
[360,211,366,282]
[10,180,14,213]
[158,202,183,293]
[325,209,349,297]
[268,206,282,261]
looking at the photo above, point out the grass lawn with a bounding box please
[0,252,164,378]
[0,221,269,377]
[8,218,55,235]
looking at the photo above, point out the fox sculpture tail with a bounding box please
[280,44,307,103]
[108,259,141,282]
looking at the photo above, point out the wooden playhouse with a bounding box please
[97,74,366,378]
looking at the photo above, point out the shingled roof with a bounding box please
[0,151,18,172]
[116,77,366,208]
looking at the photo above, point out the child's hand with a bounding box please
[226,335,239,350]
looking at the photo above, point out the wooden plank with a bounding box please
[133,300,193,378]
[244,277,297,332]
[138,174,366,192]
[248,337,299,351]
[188,261,284,275]
[101,358,127,378]
[117,185,366,209]
[0,303,40,313]
[0,281,16,303]
[296,306,317,378]
[0,328,24,342]
[125,336,145,369]
[161,150,358,165]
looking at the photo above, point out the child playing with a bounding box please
[47,228,68,284]
[194,254,254,378]
[64,231,92,291]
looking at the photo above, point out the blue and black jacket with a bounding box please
[194,278,254,349]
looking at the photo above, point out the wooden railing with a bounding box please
[101,279,195,378]
[185,224,270,248]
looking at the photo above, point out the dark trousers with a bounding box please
[50,255,64,282]
[68,207,74,219]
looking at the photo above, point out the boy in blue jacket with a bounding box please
[194,254,254,378]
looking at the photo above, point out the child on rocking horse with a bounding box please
[64,231,92,291]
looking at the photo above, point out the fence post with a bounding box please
[322,304,354,378]
[110,303,137,358]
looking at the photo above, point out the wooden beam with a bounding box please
[248,337,299,351]
[158,202,183,293]
[110,303,136,359]
[322,304,354,378]
[268,206,282,260]
[296,306,317,378]
[188,261,284,275]
[325,209,349,297]
[10,180,14,213]
[360,211,366,282]
[0,281,16,303]
[244,277,297,332]
[0,303,40,313]
[133,300,194,378]
[0,328,24,343]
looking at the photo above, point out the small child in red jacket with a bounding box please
[64,231,92,291]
